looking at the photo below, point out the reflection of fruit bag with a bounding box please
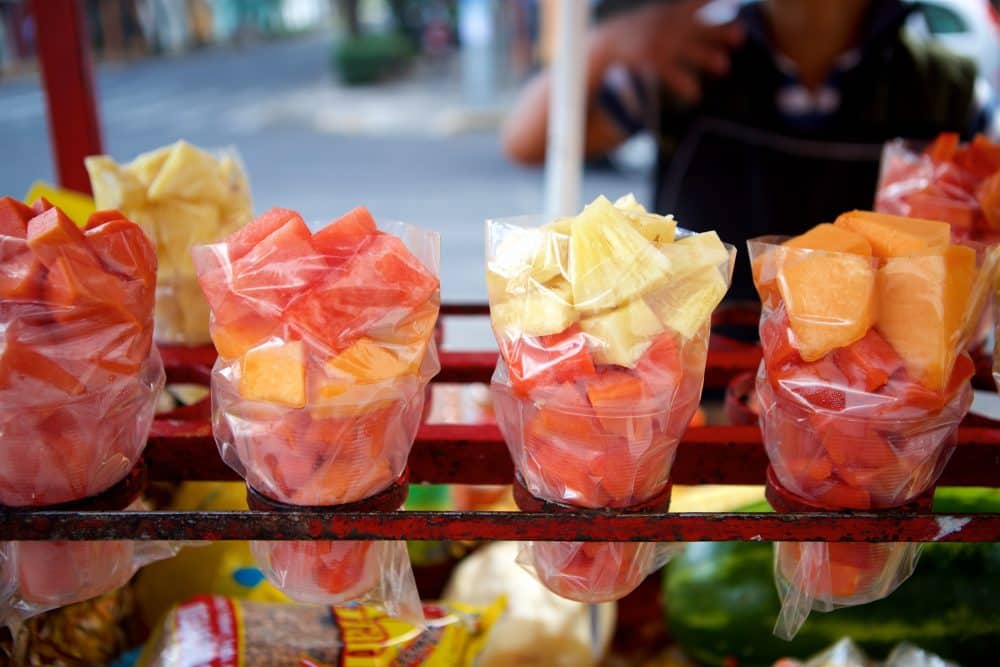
[194,207,440,507]
[86,141,254,344]
[251,538,422,622]
[487,195,734,600]
[0,200,164,507]
[875,134,1000,242]
[0,502,178,629]
[748,219,996,511]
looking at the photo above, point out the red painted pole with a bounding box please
[31,0,103,194]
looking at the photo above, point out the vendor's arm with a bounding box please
[501,0,744,166]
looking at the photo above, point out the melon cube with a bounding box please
[239,341,307,407]
[580,298,664,368]
[784,223,872,255]
[327,337,416,382]
[778,251,877,362]
[876,245,977,390]
[834,210,950,258]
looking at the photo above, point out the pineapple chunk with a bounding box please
[124,146,172,188]
[580,298,664,367]
[147,141,227,203]
[614,193,676,245]
[152,200,222,274]
[660,231,731,280]
[649,266,728,338]
[84,156,146,210]
[569,196,670,313]
[490,280,577,338]
[238,341,306,407]
[489,226,569,287]
[542,216,574,235]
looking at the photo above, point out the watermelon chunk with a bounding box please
[230,215,322,313]
[224,207,303,261]
[832,329,904,392]
[0,196,32,237]
[84,209,127,231]
[498,325,596,397]
[26,207,101,270]
[313,205,378,257]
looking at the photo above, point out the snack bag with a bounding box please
[0,198,164,507]
[749,211,997,510]
[487,194,734,601]
[876,133,1000,242]
[86,141,253,344]
[138,595,504,667]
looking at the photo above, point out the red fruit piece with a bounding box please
[978,170,1000,230]
[313,541,373,594]
[224,207,303,261]
[30,197,54,214]
[85,218,157,286]
[635,332,683,392]
[313,205,378,257]
[0,238,44,300]
[833,329,904,392]
[26,207,100,270]
[816,480,871,510]
[0,196,33,237]
[231,214,321,312]
[499,325,597,397]
[924,132,959,163]
[84,209,127,231]
[954,133,1000,179]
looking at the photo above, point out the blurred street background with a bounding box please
[0,0,645,320]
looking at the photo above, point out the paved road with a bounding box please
[1,34,645,346]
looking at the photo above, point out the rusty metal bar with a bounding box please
[2,510,996,542]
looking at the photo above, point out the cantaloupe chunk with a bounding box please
[876,245,977,391]
[239,341,306,407]
[327,337,416,382]
[777,252,877,362]
[834,210,950,258]
[784,223,872,255]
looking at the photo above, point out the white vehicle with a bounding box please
[904,0,1000,91]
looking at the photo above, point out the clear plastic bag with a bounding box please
[0,503,178,630]
[0,201,164,507]
[749,236,995,509]
[773,541,922,640]
[86,141,254,345]
[193,207,440,507]
[775,637,959,667]
[517,541,678,604]
[487,195,734,601]
[875,135,1000,242]
[250,537,422,622]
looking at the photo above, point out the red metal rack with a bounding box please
[2,306,998,544]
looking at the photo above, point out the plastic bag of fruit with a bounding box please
[193,206,440,508]
[749,211,998,510]
[0,198,164,508]
[772,540,923,641]
[775,637,959,667]
[0,503,177,630]
[875,133,1000,242]
[250,537,422,622]
[138,595,504,667]
[86,140,254,345]
[487,194,734,600]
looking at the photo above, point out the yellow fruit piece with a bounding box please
[569,196,670,312]
[660,231,731,280]
[490,225,569,288]
[327,337,417,382]
[490,281,576,338]
[648,266,728,339]
[542,216,573,235]
[877,245,977,390]
[614,193,676,245]
[580,297,664,368]
[784,223,872,255]
[124,146,172,188]
[369,301,439,346]
[778,252,877,362]
[147,141,227,203]
[84,156,146,210]
[835,210,950,258]
[238,341,306,407]
[152,200,222,274]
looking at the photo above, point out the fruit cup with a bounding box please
[487,195,734,600]
[749,215,997,510]
[194,207,439,508]
[0,199,164,508]
[86,141,254,344]
[768,467,927,640]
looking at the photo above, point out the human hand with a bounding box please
[592,0,745,103]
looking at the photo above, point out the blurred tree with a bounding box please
[333,0,360,37]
